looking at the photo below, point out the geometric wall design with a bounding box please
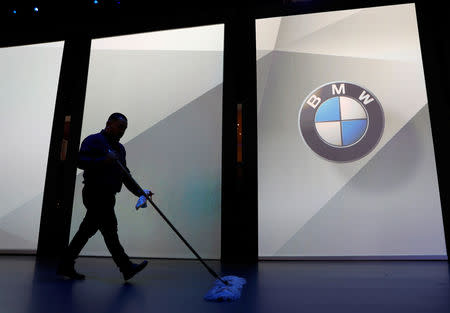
[70,24,224,259]
[257,4,447,258]
[0,42,64,253]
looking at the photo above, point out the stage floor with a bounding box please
[0,255,449,313]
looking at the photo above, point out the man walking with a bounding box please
[57,113,151,281]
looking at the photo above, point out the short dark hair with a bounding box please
[107,112,127,122]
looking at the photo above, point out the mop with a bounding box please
[116,159,246,302]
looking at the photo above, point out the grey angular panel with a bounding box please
[257,51,275,115]
[82,50,223,144]
[1,47,61,209]
[0,229,36,250]
[0,193,43,249]
[71,84,222,259]
[275,4,421,62]
[275,106,446,257]
[258,50,427,256]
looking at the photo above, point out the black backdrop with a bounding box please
[0,0,448,262]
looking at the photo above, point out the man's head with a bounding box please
[105,113,128,142]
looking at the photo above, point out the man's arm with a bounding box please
[122,164,146,197]
[117,148,147,197]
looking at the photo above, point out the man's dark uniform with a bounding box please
[61,129,143,274]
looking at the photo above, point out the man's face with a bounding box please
[106,118,128,142]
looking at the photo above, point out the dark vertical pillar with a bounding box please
[36,38,91,260]
[222,7,258,263]
[415,1,450,257]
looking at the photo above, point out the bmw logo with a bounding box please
[299,82,384,162]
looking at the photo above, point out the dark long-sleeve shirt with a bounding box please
[78,130,142,197]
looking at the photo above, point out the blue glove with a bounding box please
[135,189,152,210]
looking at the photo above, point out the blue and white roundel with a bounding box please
[314,96,368,147]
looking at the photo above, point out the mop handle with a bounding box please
[115,159,228,285]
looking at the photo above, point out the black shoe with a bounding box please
[56,262,86,280]
[122,261,148,281]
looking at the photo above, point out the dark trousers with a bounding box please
[62,186,132,271]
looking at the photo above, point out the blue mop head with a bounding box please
[204,275,247,302]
